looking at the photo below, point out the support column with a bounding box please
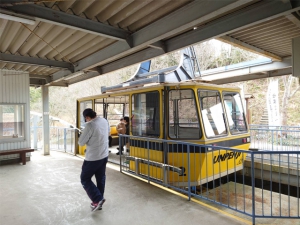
[42,85,50,155]
[292,36,300,77]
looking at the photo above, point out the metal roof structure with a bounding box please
[0,0,300,87]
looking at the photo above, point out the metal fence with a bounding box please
[250,125,300,165]
[119,135,300,225]
[31,126,76,154]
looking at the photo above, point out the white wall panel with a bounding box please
[0,70,31,152]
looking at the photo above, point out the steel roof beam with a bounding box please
[74,0,251,71]
[30,78,68,86]
[29,78,46,86]
[0,52,73,70]
[75,0,299,74]
[6,4,130,41]
[198,57,292,84]
[166,1,300,52]
[217,36,282,61]
[210,67,292,84]
[0,0,37,6]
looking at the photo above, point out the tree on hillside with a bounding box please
[29,87,42,112]
[280,75,300,126]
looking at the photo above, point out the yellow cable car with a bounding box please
[76,47,250,186]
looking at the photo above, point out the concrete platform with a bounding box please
[0,151,248,225]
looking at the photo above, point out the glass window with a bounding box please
[95,103,105,118]
[223,92,247,134]
[0,104,25,140]
[169,89,200,139]
[132,91,160,137]
[198,90,227,138]
[79,101,92,129]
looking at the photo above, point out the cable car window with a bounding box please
[223,92,247,134]
[95,96,129,125]
[132,91,160,137]
[95,103,105,118]
[79,100,92,129]
[198,90,227,138]
[168,89,200,139]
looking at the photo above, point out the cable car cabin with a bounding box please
[76,47,250,187]
[76,82,250,186]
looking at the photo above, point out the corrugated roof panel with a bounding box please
[14,64,23,71]
[28,25,66,57]
[0,20,21,52]
[43,2,56,8]
[37,28,76,58]
[96,0,135,23]
[45,31,87,60]
[118,0,172,29]
[128,0,191,32]
[0,19,8,40]
[19,65,31,71]
[108,0,152,26]
[27,65,39,73]
[228,16,300,57]
[53,34,99,61]
[84,1,114,19]
[18,22,54,56]
[31,66,45,74]
[55,0,77,12]
[70,0,97,15]
[65,36,106,60]
[70,39,116,62]
[10,23,38,53]
[5,63,14,70]
[231,17,288,37]
[0,63,6,70]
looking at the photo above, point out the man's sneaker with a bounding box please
[91,199,106,212]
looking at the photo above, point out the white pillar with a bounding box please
[42,86,50,155]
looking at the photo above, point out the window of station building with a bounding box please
[0,104,25,141]
[131,91,160,137]
[223,92,247,134]
[198,90,227,138]
[168,89,201,139]
[79,100,92,129]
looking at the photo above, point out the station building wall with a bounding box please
[0,70,31,156]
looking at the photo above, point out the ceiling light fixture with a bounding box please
[0,12,35,25]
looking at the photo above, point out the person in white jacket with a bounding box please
[78,108,110,212]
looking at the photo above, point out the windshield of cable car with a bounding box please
[168,89,201,139]
[223,92,247,134]
[198,90,227,138]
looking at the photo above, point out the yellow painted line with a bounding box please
[116,168,252,225]
[190,198,252,225]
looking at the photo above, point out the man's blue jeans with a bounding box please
[80,157,108,203]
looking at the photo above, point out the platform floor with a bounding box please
[0,151,249,225]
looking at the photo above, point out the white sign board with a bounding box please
[266,79,280,128]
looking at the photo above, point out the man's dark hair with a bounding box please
[124,116,130,124]
[83,108,97,119]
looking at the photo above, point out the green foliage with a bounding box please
[30,40,300,127]
[29,87,42,112]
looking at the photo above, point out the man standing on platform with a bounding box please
[78,108,109,212]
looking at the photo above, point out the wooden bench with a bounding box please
[0,148,34,165]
